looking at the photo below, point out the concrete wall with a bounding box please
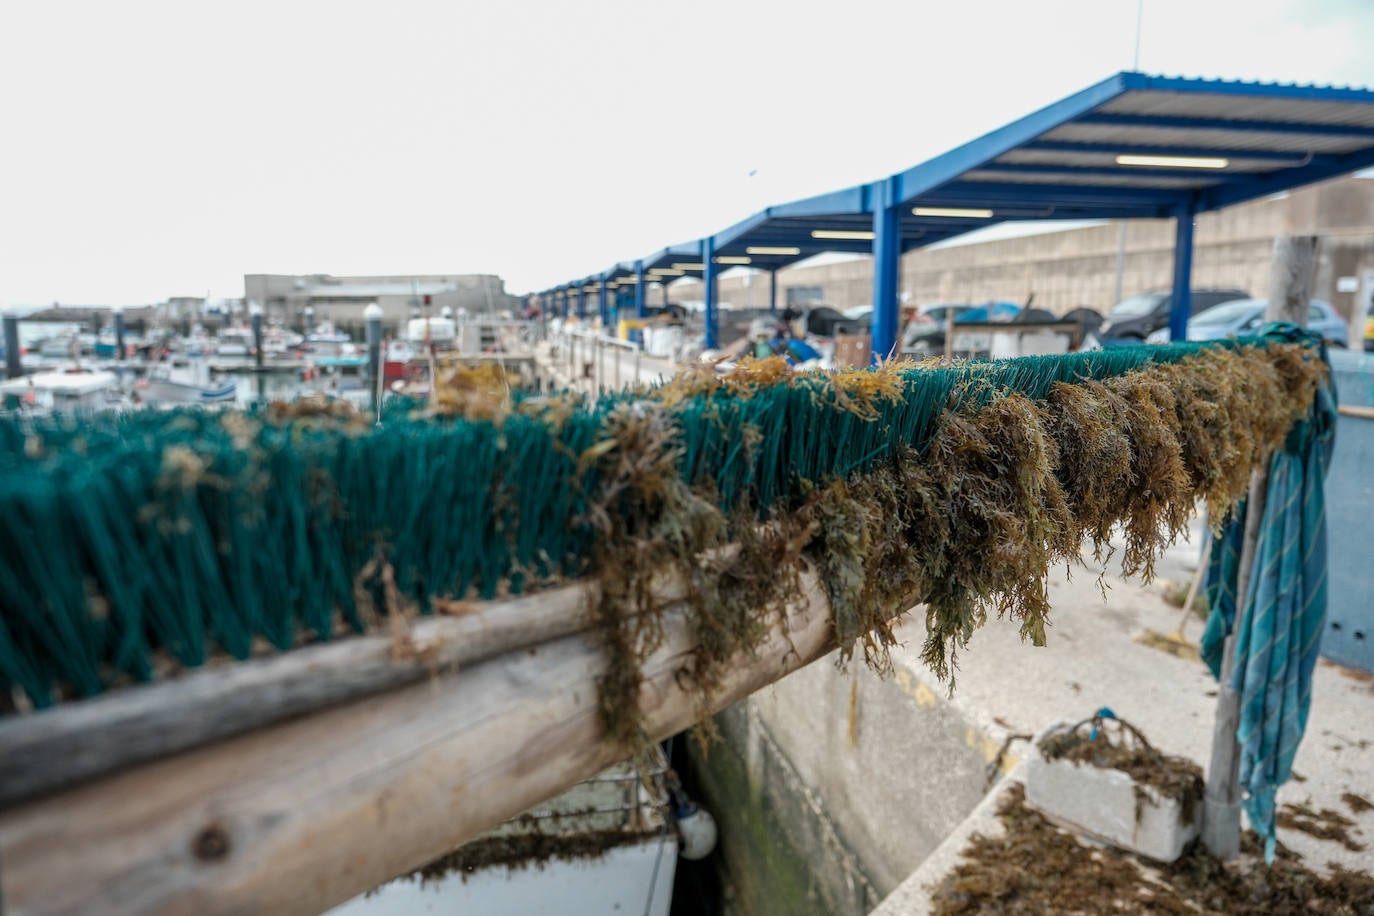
[666,176,1374,324]
[685,650,999,916]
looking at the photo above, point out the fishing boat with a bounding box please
[303,324,357,359]
[37,335,79,359]
[215,329,253,357]
[0,368,124,413]
[138,360,237,405]
[328,750,688,916]
[383,339,421,381]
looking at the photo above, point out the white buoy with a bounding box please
[676,804,717,861]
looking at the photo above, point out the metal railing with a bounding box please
[548,324,647,394]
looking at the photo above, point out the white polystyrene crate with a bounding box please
[1023,720,1200,863]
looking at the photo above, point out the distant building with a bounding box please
[243,273,520,332]
[21,303,161,330]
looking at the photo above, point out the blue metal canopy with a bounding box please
[554,72,1374,357]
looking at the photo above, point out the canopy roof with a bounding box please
[543,71,1374,298]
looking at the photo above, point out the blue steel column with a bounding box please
[1168,207,1196,342]
[634,261,647,318]
[704,237,719,350]
[577,285,587,320]
[871,178,901,360]
[769,268,778,313]
[562,287,570,319]
[598,276,609,327]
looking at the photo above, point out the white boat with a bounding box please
[328,751,685,916]
[138,360,237,405]
[38,335,78,359]
[139,376,237,405]
[262,329,304,358]
[215,330,253,357]
[404,316,456,345]
[304,327,358,359]
[0,369,124,413]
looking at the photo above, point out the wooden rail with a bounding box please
[0,571,836,916]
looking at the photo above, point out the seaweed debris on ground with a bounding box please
[1277,802,1368,853]
[1345,793,1374,816]
[930,784,1374,915]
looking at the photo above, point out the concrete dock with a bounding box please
[683,526,1374,914]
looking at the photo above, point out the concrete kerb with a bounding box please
[869,762,1030,915]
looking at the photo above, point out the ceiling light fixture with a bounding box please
[714,256,752,265]
[1115,154,1229,169]
[912,207,995,218]
[745,246,802,255]
[811,230,876,240]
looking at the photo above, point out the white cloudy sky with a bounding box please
[2,0,1373,307]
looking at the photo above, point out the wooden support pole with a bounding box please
[1266,236,1319,326]
[0,573,835,916]
[1201,234,1316,858]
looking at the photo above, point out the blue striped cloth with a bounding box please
[1201,325,1336,861]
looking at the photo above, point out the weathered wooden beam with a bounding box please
[0,581,607,808]
[0,571,836,916]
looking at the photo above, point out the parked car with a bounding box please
[1099,288,1250,341]
[1144,298,1348,347]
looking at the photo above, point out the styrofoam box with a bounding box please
[1023,721,1200,863]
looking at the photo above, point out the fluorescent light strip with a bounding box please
[649,268,684,276]
[671,262,705,271]
[912,207,994,218]
[811,229,875,240]
[745,246,801,255]
[714,256,751,265]
[1115,154,1229,169]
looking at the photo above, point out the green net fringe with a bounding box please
[0,340,1249,710]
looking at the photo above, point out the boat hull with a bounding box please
[142,378,237,404]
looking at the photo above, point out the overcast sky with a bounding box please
[3,0,1373,308]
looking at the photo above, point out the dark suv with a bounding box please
[1100,288,1250,341]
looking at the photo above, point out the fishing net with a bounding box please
[0,339,1325,729]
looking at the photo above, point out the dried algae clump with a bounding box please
[1276,802,1367,853]
[828,360,908,420]
[580,403,808,750]
[428,362,514,421]
[803,341,1325,691]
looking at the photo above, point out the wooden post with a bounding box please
[944,308,956,359]
[1201,235,1316,858]
[1266,236,1319,326]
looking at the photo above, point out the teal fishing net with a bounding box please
[0,341,1245,710]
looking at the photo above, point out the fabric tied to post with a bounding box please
[1201,325,1336,862]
